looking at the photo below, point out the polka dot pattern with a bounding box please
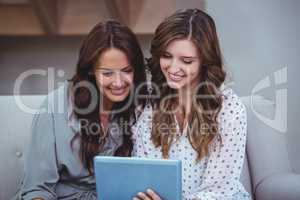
[132,88,251,200]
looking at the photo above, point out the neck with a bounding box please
[100,93,113,115]
[177,88,193,118]
[177,76,201,117]
[99,94,113,132]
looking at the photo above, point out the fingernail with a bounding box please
[147,189,153,193]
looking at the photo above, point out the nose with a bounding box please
[111,72,124,88]
[168,59,181,74]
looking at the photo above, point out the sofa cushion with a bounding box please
[0,95,45,200]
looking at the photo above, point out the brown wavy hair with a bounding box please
[149,9,226,161]
[70,20,147,173]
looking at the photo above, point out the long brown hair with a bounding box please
[149,9,226,161]
[70,20,147,173]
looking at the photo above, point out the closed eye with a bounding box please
[182,59,193,64]
[102,71,114,76]
[161,52,172,58]
[121,67,134,73]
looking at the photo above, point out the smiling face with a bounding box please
[94,48,134,104]
[160,39,201,90]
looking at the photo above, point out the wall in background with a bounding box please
[205,0,300,173]
[0,35,152,95]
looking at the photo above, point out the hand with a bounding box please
[133,189,162,200]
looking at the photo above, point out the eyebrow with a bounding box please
[163,51,198,59]
[181,56,198,59]
[96,65,131,70]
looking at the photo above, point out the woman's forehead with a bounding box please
[165,39,198,58]
[96,48,130,69]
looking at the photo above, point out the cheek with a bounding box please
[123,73,134,86]
[159,58,169,71]
[186,63,201,77]
[95,74,111,88]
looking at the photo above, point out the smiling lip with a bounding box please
[110,87,127,96]
[168,72,185,82]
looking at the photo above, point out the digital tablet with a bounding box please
[94,156,182,200]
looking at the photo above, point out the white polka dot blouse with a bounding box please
[131,88,251,200]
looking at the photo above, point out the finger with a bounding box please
[146,189,162,200]
[137,192,151,200]
[133,197,141,200]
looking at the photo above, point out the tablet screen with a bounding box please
[94,156,182,200]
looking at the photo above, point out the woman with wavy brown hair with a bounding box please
[132,9,251,200]
[18,20,147,200]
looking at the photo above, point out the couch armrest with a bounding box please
[255,173,300,200]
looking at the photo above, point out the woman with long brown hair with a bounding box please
[19,20,147,199]
[132,9,251,200]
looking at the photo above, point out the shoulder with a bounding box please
[219,87,246,121]
[39,81,75,132]
[135,103,153,120]
[43,81,70,114]
[133,103,153,129]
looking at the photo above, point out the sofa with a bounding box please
[0,94,299,200]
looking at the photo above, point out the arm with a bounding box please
[21,99,59,200]
[187,103,251,200]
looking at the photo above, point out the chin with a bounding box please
[167,81,184,90]
[108,92,130,102]
[109,95,128,102]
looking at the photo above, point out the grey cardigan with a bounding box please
[18,82,123,200]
